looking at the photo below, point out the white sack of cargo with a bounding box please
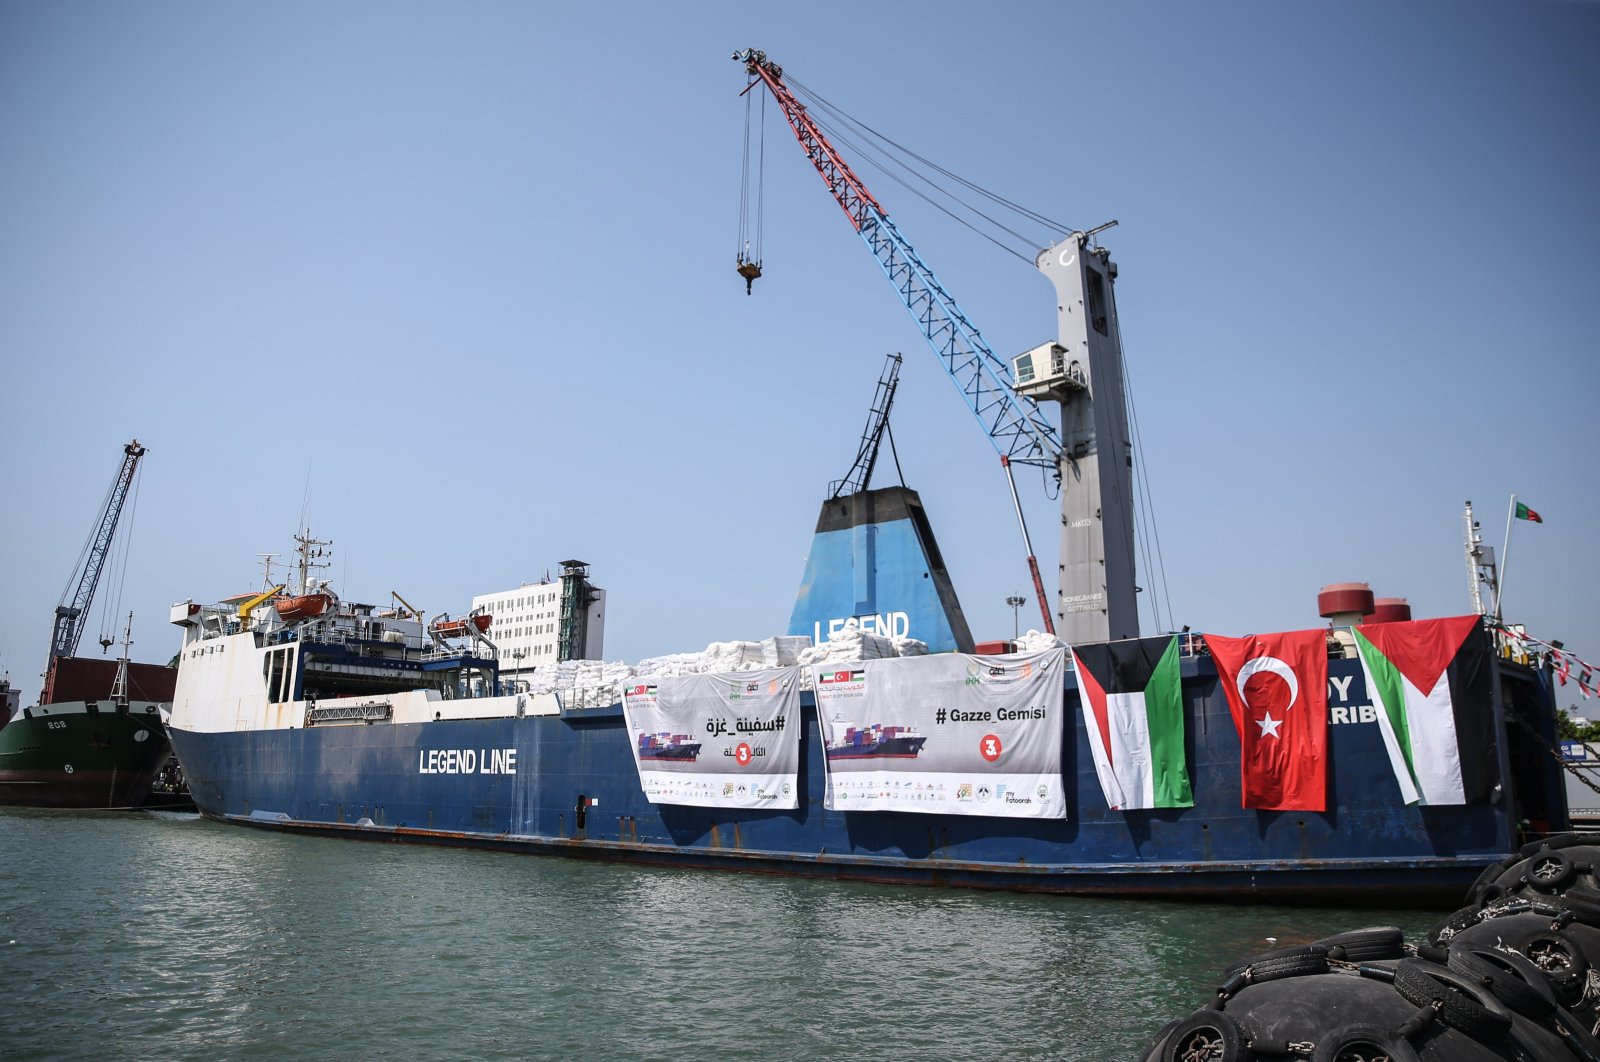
[703,640,768,672]
[1016,629,1065,653]
[762,635,812,668]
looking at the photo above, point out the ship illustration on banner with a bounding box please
[636,733,703,762]
[825,723,928,760]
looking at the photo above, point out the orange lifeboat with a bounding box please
[274,593,332,623]
[430,614,492,640]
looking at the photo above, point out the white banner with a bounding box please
[812,649,1066,819]
[621,666,801,809]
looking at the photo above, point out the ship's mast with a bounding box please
[110,611,133,709]
[292,530,332,596]
[1462,500,1497,615]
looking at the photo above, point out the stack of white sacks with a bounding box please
[527,620,954,708]
[1014,629,1065,652]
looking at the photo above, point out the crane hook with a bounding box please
[736,258,762,295]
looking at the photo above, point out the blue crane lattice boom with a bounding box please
[734,49,1063,469]
[47,439,146,666]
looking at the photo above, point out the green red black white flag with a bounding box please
[1071,636,1192,810]
[1515,502,1543,523]
[1352,615,1495,806]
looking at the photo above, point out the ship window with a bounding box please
[1086,267,1109,336]
[263,647,291,703]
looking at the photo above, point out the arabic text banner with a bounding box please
[621,666,801,809]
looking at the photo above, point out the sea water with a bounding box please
[0,809,1434,1060]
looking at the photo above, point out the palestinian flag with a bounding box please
[1515,502,1543,523]
[1352,615,1495,806]
[1072,636,1192,810]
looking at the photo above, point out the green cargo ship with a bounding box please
[0,656,187,810]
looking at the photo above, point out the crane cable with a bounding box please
[737,83,766,277]
[787,76,1075,260]
[1109,280,1175,632]
[749,66,1174,630]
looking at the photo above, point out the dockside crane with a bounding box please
[43,439,146,701]
[735,49,1142,641]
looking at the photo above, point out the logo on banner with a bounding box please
[734,742,753,766]
[819,669,865,687]
[966,661,1036,685]
[979,734,1003,762]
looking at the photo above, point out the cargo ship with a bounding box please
[1,439,190,810]
[161,68,1572,896]
[0,651,184,809]
[637,733,703,762]
[825,724,928,761]
[165,519,1565,900]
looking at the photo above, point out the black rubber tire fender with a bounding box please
[1469,858,1509,896]
[1158,1009,1247,1062]
[1427,905,1482,945]
[1553,1007,1600,1062]
[1522,932,1591,1005]
[1314,926,1405,962]
[1519,832,1597,858]
[1308,1023,1422,1062]
[1391,958,1513,1042]
[1222,944,1330,983]
[1475,882,1510,908]
[1139,1017,1184,1062]
[1561,884,1600,927]
[1527,850,1579,892]
[1447,946,1557,1018]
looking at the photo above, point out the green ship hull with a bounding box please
[0,702,184,809]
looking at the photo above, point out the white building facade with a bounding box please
[472,567,605,682]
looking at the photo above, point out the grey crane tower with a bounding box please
[1013,228,1139,644]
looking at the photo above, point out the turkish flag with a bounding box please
[1205,629,1329,811]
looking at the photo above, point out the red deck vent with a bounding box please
[1317,582,1375,622]
[1366,597,1413,625]
[973,640,1016,655]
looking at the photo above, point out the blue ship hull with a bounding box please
[167,653,1562,901]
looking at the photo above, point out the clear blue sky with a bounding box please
[2,1,1595,708]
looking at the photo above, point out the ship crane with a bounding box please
[43,439,146,700]
[830,353,903,500]
[735,50,1143,642]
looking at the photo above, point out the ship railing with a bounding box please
[557,683,620,711]
[305,701,394,726]
[421,645,480,663]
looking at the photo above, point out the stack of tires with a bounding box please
[1139,834,1600,1061]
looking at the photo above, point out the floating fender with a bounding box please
[1135,838,1600,1060]
[1197,971,1518,1061]
[1156,1009,1245,1062]
[1520,832,1599,859]
[1314,926,1406,962]
[1308,1023,1421,1062]
[1448,947,1557,1019]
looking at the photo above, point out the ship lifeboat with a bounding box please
[274,593,332,623]
[430,614,492,640]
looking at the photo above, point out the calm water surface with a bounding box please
[0,809,1437,1060]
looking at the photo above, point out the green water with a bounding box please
[0,809,1437,1060]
